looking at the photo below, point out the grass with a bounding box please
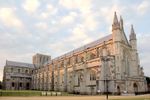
[0,90,75,96]
[0,90,41,96]
[0,90,149,100]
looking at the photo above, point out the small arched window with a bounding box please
[11,68,13,73]
[78,73,83,86]
[77,56,84,63]
[90,53,96,60]
[90,70,96,80]
[12,82,15,87]
[25,70,28,74]
[32,70,34,74]
[81,56,84,62]
[18,69,20,73]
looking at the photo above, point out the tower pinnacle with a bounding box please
[131,25,135,34]
[130,25,136,40]
[113,12,119,25]
[120,16,124,30]
[112,12,120,30]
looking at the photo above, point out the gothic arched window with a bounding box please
[18,69,20,73]
[90,53,96,60]
[123,50,130,76]
[90,70,96,80]
[25,69,28,74]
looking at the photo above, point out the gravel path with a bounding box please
[0,94,149,100]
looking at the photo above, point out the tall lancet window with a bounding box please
[127,57,130,75]
[125,54,129,76]
[90,70,96,80]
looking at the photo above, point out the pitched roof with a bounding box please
[6,60,34,68]
[44,34,112,65]
[73,34,112,54]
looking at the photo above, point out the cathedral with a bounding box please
[3,12,147,94]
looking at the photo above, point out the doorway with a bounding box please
[117,86,121,95]
[133,83,138,95]
[26,83,30,90]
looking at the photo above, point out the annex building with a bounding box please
[3,13,148,94]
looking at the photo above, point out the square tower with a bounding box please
[32,53,51,68]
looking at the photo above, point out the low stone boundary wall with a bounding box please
[41,92,62,96]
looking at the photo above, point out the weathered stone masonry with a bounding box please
[3,13,147,94]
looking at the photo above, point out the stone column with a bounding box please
[38,71,40,90]
[99,47,108,93]
[82,51,87,94]
[47,65,51,91]
[38,70,40,90]
[51,62,54,91]
[64,59,68,92]
[42,72,44,90]
[57,63,60,91]
[72,55,76,93]
[35,74,36,90]
[46,66,49,91]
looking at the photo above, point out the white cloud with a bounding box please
[0,8,23,28]
[47,4,54,11]
[59,0,92,13]
[60,12,77,25]
[49,42,67,54]
[137,0,150,15]
[39,4,57,19]
[66,25,93,48]
[59,0,74,9]
[98,4,129,33]
[22,0,40,13]
[35,22,48,30]
[48,24,94,56]
[71,26,88,41]
[59,0,98,31]
[40,12,49,19]
[100,5,125,24]
[82,13,98,31]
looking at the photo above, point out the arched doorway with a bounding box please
[26,83,30,90]
[12,82,15,90]
[117,86,121,95]
[133,83,138,95]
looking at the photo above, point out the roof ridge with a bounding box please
[6,60,34,68]
[7,60,33,65]
[45,34,112,64]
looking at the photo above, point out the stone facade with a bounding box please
[3,61,34,90]
[3,13,148,94]
[32,13,147,94]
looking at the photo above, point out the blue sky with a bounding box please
[0,0,150,81]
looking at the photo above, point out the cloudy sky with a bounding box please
[0,0,150,81]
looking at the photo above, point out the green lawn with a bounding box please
[0,90,41,96]
[0,90,149,100]
[0,90,75,96]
